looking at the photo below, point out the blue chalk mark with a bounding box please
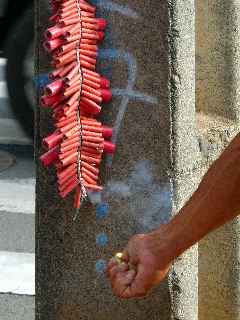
[96,233,108,247]
[91,0,139,19]
[103,23,115,47]
[99,49,137,83]
[33,73,50,89]
[96,202,109,219]
[95,259,107,274]
[99,48,158,167]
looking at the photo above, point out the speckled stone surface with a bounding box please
[36,1,197,319]
[197,1,240,320]
[196,0,240,121]
[168,1,199,319]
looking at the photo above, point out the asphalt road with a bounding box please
[0,59,35,319]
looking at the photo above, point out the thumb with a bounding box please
[121,249,130,263]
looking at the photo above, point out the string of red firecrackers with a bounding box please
[39,0,115,213]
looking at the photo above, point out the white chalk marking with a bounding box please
[0,58,6,66]
[0,251,35,295]
[0,81,8,98]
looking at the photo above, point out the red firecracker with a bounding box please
[40,0,115,209]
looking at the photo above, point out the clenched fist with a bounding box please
[107,231,171,299]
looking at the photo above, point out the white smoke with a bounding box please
[105,160,172,231]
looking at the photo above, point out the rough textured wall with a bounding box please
[36,1,197,319]
[196,0,240,121]
[168,1,199,319]
[196,1,240,320]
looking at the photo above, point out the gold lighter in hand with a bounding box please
[114,253,124,264]
[114,253,136,271]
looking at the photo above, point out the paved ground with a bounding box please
[0,56,35,319]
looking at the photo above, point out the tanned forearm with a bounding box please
[149,133,240,267]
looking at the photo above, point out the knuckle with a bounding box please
[132,234,145,243]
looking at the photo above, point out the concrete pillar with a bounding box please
[196,1,240,319]
[36,1,197,319]
[168,1,200,319]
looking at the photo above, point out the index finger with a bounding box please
[124,264,155,298]
[112,269,136,298]
[106,258,118,277]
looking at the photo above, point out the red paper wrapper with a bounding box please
[40,0,116,208]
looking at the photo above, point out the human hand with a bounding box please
[107,232,171,299]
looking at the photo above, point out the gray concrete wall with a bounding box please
[168,1,199,319]
[196,1,240,320]
[36,1,197,319]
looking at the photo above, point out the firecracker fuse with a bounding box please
[39,0,115,209]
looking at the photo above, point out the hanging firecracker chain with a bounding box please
[40,0,115,209]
